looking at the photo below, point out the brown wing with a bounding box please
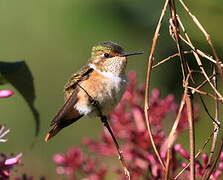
[50,90,79,126]
[50,65,94,126]
[64,65,94,92]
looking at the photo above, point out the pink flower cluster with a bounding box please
[53,147,107,180]
[174,144,223,180]
[0,91,22,180]
[0,125,22,179]
[53,72,221,179]
[0,152,22,179]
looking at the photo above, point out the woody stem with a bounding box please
[77,83,131,180]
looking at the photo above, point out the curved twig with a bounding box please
[144,0,170,170]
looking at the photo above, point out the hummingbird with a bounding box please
[45,41,143,142]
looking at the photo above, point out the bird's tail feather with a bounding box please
[45,115,83,142]
[45,124,62,142]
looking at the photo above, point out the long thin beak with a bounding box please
[120,51,144,57]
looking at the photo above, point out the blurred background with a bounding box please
[0,0,222,178]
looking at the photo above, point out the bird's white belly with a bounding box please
[98,77,127,114]
[75,80,126,116]
[74,68,127,116]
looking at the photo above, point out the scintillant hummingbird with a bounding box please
[45,41,143,141]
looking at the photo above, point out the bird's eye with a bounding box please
[103,53,110,58]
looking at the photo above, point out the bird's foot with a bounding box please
[89,98,99,107]
[100,115,107,124]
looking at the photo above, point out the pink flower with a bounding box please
[53,147,107,179]
[174,144,189,159]
[0,153,22,179]
[5,153,22,165]
[0,90,14,98]
[53,154,65,165]
[52,72,209,180]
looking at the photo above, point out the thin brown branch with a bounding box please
[202,139,223,180]
[168,1,195,179]
[165,93,186,180]
[144,0,170,170]
[77,84,130,179]
[100,116,130,180]
[188,86,220,102]
[177,17,223,101]
[178,0,215,49]
[182,41,222,67]
[152,51,192,69]
[168,5,188,80]
[168,94,186,147]
[147,1,222,179]
[203,68,221,179]
[185,85,195,180]
[190,73,216,95]
[177,0,223,80]
[165,149,172,180]
[174,129,216,179]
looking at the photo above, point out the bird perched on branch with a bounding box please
[45,41,143,141]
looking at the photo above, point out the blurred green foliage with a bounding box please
[0,0,222,178]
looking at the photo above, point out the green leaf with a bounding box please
[0,75,7,85]
[0,61,40,136]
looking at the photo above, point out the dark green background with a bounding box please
[0,0,222,178]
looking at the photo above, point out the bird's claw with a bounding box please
[90,98,99,106]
